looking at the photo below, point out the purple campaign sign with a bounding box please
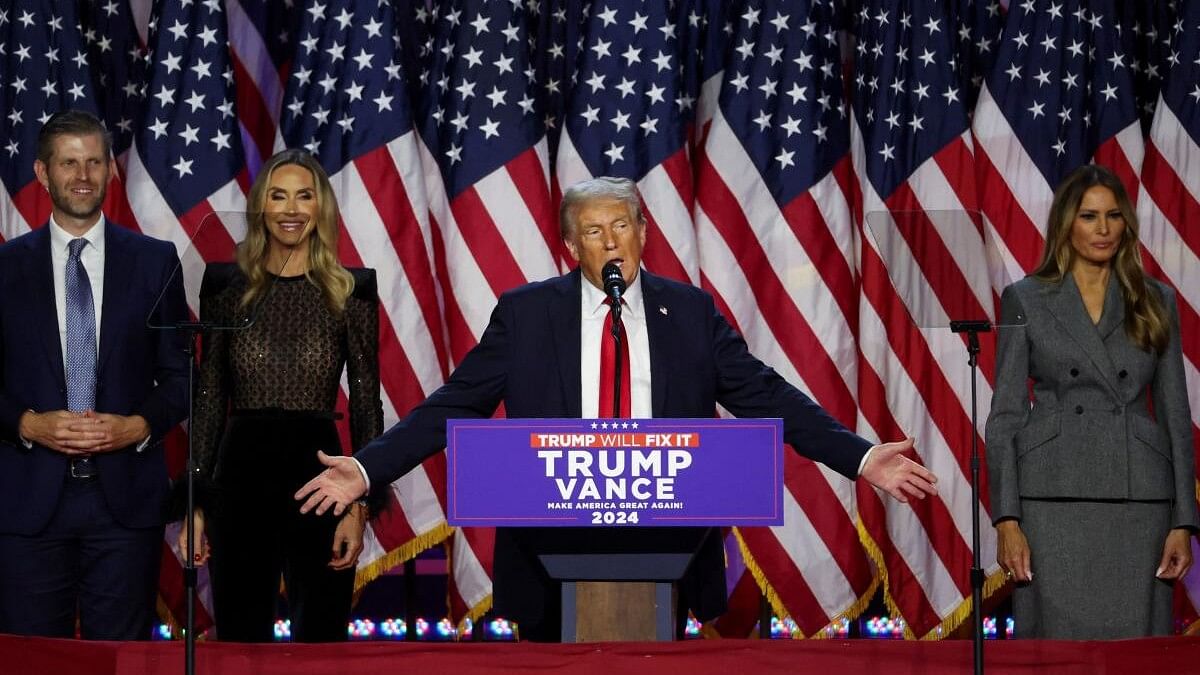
[446,418,783,527]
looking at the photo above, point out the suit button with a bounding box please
[1118,370,1128,379]
[1075,405,1084,415]
[1070,368,1079,377]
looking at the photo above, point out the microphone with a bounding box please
[601,261,626,303]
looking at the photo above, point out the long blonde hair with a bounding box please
[1032,164,1168,353]
[238,149,355,313]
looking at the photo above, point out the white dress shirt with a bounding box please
[49,214,105,366]
[580,273,652,419]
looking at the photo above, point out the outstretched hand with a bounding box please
[294,451,367,517]
[860,437,937,503]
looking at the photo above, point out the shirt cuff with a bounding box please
[135,434,152,453]
[20,435,32,449]
[352,457,372,493]
[856,446,873,476]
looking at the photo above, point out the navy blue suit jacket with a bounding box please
[356,268,871,625]
[0,222,191,534]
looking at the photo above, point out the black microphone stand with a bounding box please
[177,320,210,675]
[951,319,991,675]
[610,298,623,417]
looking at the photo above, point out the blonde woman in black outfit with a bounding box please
[178,149,383,642]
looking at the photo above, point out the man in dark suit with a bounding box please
[296,176,936,638]
[0,111,190,639]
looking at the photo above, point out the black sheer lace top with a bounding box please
[191,264,383,491]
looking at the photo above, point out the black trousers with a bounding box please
[208,413,354,642]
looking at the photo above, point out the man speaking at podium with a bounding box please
[297,176,936,640]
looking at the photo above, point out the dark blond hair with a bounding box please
[1032,164,1168,353]
[239,149,354,313]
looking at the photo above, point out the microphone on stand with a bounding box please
[602,261,626,304]
[601,262,627,418]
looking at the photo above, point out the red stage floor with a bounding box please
[6,634,1200,675]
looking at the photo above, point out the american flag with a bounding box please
[277,0,470,621]
[850,0,1002,639]
[225,0,295,174]
[0,0,101,239]
[4,0,1200,639]
[1136,0,1200,631]
[693,0,877,636]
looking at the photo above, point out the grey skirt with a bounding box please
[1014,498,1174,639]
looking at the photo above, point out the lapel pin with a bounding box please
[659,305,668,316]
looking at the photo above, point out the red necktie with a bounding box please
[598,298,631,418]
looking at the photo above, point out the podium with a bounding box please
[447,418,784,642]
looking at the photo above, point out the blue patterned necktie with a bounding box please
[65,238,96,412]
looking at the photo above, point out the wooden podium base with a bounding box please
[563,581,676,642]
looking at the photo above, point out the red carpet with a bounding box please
[6,635,1200,674]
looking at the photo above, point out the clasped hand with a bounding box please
[18,410,149,454]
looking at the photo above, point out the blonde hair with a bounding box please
[238,149,355,313]
[1032,164,1168,353]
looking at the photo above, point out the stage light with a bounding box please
[348,618,377,639]
[684,616,702,638]
[863,616,905,638]
[488,617,515,639]
[273,619,292,641]
[379,618,406,638]
[156,624,173,640]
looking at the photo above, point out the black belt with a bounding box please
[69,456,98,479]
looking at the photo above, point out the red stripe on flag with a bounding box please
[779,189,857,323]
[353,146,450,378]
[699,271,746,337]
[737,524,835,632]
[696,154,857,424]
[230,52,277,170]
[975,148,1044,272]
[430,213,481,368]
[11,180,52,232]
[505,147,564,264]
[176,200,238,264]
[641,207,691,283]
[335,217,430,416]
[1141,145,1200,262]
[1093,137,1140,201]
[449,187,528,297]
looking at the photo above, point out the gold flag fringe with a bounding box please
[354,521,454,592]
[856,517,1008,640]
[456,593,494,638]
[731,527,880,640]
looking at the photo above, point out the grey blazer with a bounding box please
[985,274,1199,530]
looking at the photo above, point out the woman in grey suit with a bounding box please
[986,164,1197,638]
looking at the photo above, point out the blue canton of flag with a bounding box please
[853,0,969,199]
[0,1,99,204]
[563,1,693,179]
[1161,0,1200,142]
[136,0,244,216]
[1118,0,1177,130]
[719,0,850,206]
[951,0,1005,114]
[529,0,589,160]
[79,0,147,157]
[418,0,549,199]
[984,0,1139,188]
[279,0,412,176]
